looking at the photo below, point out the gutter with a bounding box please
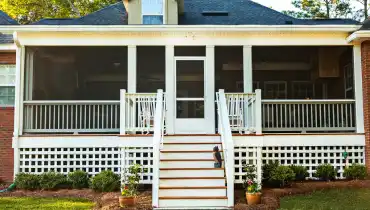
[0,24,361,33]
[346,30,370,42]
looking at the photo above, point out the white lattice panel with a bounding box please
[262,146,365,178]
[19,147,153,183]
[234,147,259,183]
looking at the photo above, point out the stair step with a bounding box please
[164,136,221,143]
[163,142,222,145]
[159,197,228,207]
[161,152,214,160]
[160,177,225,187]
[160,161,220,168]
[160,186,227,189]
[160,196,227,200]
[160,168,224,178]
[163,144,221,150]
[161,150,223,153]
[159,188,226,197]
[161,159,221,161]
[160,168,224,170]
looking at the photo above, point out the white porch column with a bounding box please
[206,45,215,134]
[243,45,253,93]
[165,45,175,134]
[127,45,137,93]
[353,45,365,133]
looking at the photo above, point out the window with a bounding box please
[264,81,287,99]
[142,0,164,24]
[291,81,315,99]
[0,65,16,106]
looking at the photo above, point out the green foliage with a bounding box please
[14,173,40,190]
[242,164,261,193]
[39,171,68,190]
[282,0,353,19]
[0,197,94,210]
[67,170,89,189]
[121,164,145,197]
[315,164,337,181]
[262,161,279,183]
[343,164,368,180]
[269,165,296,187]
[0,0,120,24]
[289,165,309,181]
[90,170,120,192]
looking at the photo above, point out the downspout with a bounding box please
[12,32,22,180]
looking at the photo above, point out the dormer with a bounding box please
[123,0,181,24]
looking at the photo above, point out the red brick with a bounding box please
[0,108,14,182]
[362,41,370,173]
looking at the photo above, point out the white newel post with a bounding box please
[165,45,175,134]
[255,89,262,134]
[243,45,253,93]
[120,89,126,135]
[206,45,215,134]
[353,45,365,133]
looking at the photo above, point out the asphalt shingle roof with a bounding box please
[359,18,370,30]
[0,11,18,25]
[32,0,359,26]
[0,34,14,44]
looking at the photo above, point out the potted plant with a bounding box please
[243,164,262,205]
[119,164,144,207]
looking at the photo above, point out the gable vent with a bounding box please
[202,11,229,16]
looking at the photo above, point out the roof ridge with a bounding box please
[77,1,124,21]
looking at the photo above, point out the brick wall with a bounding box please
[0,107,14,182]
[0,52,15,182]
[361,41,370,173]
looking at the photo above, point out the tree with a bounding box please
[353,0,368,19]
[282,0,354,19]
[0,0,119,24]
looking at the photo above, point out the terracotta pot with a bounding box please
[119,196,136,207]
[246,192,262,205]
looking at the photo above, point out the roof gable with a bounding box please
[0,10,18,25]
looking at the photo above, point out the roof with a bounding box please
[359,18,370,30]
[0,34,13,44]
[32,2,127,25]
[32,1,359,26]
[0,11,18,25]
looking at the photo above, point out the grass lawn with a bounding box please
[279,188,370,210]
[0,197,95,210]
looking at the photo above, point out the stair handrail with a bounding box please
[216,89,235,207]
[152,89,165,208]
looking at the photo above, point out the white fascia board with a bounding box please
[0,24,361,33]
[347,30,370,42]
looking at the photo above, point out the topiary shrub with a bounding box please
[269,165,295,187]
[90,170,120,192]
[68,170,89,189]
[344,164,367,180]
[315,164,337,181]
[14,173,40,190]
[289,165,309,181]
[39,171,68,190]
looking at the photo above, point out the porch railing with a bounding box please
[225,90,262,134]
[262,99,356,132]
[216,89,235,207]
[23,100,120,133]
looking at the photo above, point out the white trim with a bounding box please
[174,57,206,61]
[205,45,215,134]
[0,25,360,32]
[165,45,175,134]
[243,45,252,92]
[0,44,16,51]
[353,45,365,133]
[127,45,137,93]
[347,30,370,42]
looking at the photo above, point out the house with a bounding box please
[0,0,369,208]
[0,10,17,184]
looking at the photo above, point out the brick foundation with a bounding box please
[361,41,370,173]
[0,107,14,182]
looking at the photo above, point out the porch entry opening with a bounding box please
[174,57,210,134]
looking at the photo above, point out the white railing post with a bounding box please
[152,89,164,208]
[120,89,126,135]
[256,147,262,185]
[255,89,262,134]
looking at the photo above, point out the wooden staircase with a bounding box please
[157,135,229,209]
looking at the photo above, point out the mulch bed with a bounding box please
[1,180,370,209]
[235,180,370,210]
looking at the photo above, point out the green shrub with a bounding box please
[39,171,68,190]
[90,170,120,192]
[344,164,367,180]
[15,173,40,190]
[289,165,309,181]
[68,170,89,189]
[269,165,295,187]
[262,161,279,182]
[315,164,337,181]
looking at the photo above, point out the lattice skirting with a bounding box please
[18,147,153,184]
[234,145,365,183]
[18,145,365,184]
